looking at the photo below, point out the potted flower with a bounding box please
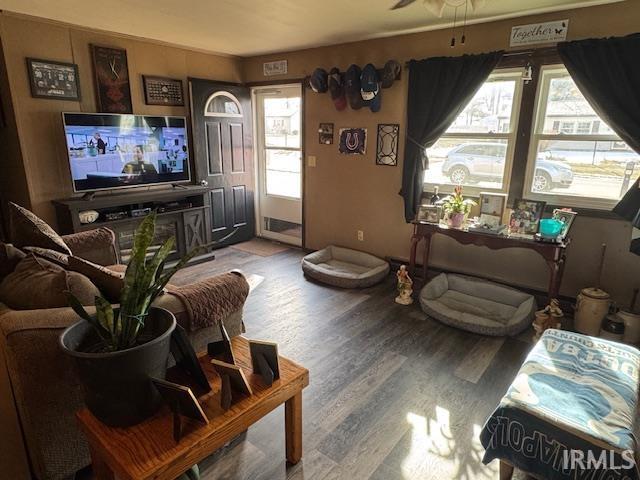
[440,186,476,228]
[60,213,202,427]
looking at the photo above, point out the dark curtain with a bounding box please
[400,51,503,222]
[557,34,640,221]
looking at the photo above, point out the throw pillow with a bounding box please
[8,202,71,255]
[0,243,26,281]
[23,246,70,267]
[67,256,124,303]
[0,255,99,309]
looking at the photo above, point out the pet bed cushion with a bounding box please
[302,245,389,288]
[419,273,535,336]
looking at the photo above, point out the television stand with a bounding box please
[53,185,213,265]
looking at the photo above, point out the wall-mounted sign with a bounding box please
[26,58,80,100]
[142,75,184,106]
[510,20,568,47]
[263,60,288,76]
[91,44,133,113]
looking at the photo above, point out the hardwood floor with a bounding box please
[168,244,535,480]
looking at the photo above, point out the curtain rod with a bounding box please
[403,46,558,68]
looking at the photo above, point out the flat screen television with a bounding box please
[63,113,191,193]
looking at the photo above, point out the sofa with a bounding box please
[0,203,250,480]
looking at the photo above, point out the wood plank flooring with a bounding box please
[167,245,535,480]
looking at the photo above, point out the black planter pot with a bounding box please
[60,307,176,427]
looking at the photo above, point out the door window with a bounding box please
[204,92,243,117]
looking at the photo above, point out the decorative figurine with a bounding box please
[533,299,564,341]
[395,265,414,305]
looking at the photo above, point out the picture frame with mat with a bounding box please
[249,340,280,386]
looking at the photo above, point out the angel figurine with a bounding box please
[395,265,414,305]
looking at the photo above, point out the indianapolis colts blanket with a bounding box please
[480,329,640,479]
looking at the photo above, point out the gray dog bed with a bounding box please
[302,245,389,288]
[419,273,536,336]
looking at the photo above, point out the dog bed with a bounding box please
[301,245,389,288]
[419,273,536,336]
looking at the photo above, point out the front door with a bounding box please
[189,79,254,246]
[253,85,303,246]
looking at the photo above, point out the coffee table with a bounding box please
[77,336,309,480]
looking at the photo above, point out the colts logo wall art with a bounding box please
[338,128,367,155]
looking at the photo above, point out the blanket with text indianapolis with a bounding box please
[480,329,640,479]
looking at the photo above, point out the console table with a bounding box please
[408,222,569,301]
[77,336,309,480]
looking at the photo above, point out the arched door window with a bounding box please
[204,92,243,117]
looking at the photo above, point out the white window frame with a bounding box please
[524,65,627,210]
[424,69,524,197]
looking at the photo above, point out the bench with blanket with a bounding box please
[480,329,640,479]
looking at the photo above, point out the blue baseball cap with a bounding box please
[310,68,328,93]
[360,64,381,112]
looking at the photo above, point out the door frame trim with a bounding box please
[251,82,305,248]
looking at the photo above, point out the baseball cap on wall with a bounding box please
[345,64,363,110]
[381,60,401,88]
[310,68,328,93]
[328,68,347,111]
[360,63,381,113]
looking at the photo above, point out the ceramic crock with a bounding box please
[574,287,611,337]
[618,310,640,344]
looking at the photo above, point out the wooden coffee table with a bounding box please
[77,336,309,480]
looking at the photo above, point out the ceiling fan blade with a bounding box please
[391,0,418,9]
[423,0,446,17]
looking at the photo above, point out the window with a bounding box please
[524,66,639,209]
[204,92,242,117]
[424,70,523,194]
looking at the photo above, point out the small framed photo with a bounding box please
[26,58,80,100]
[479,192,506,226]
[416,204,441,224]
[509,199,546,235]
[552,208,577,239]
[318,123,334,144]
[142,75,184,106]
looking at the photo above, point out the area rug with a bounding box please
[230,238,291,257]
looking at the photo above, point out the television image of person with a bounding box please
[89,132,107,154]
[122,145,158,175]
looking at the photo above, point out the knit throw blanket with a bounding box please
[167,271,249,331]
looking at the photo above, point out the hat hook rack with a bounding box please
[304,61,401,90]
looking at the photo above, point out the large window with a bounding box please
[424,70,523,194]
[524,66,638,209]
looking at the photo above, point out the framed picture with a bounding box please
[509,199,546,235]
[142,75,184,106]
[552,208,577,239]
[479,192,507,227]
[339,128,366,155]
[376,124,399,166]
[416,204,441,224]
[26,58,80,100]
[91,44,133,113]
[318,123,334,145]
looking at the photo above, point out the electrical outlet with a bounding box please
[308,155,317,167]
[357,230,364,241]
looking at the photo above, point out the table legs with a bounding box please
[90,446,115,480]
[408,233,432,283]
[409,233,420,279]
[421,233,432,283]
[285,392,302,465]
[499,460,514,480]
[546,254,566,301]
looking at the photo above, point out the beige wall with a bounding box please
[242,1,640,304]
[0,12,243,228]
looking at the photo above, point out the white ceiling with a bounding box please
[0,0,625,57]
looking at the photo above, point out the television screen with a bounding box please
[63,113,191,192]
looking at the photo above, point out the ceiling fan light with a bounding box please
[423,0,446,17]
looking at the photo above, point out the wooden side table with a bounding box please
[77,336,309,480]
[408,222,569,301]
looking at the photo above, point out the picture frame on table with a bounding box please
[479,192,506,227]
[416,204,441,224]
[552,208,577,239]
[509,199,546,235]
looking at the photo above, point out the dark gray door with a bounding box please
[189,79,254,246]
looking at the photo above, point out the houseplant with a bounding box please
[60,213,202,427]
[440,185,476,228]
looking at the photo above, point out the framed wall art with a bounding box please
[26,58,80,100]
[91,44,133,113]
[318,123,334,145]
[509,198,546,235]
[376,124,399,166]
[339,127,366,155]
[143,75,184,106]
